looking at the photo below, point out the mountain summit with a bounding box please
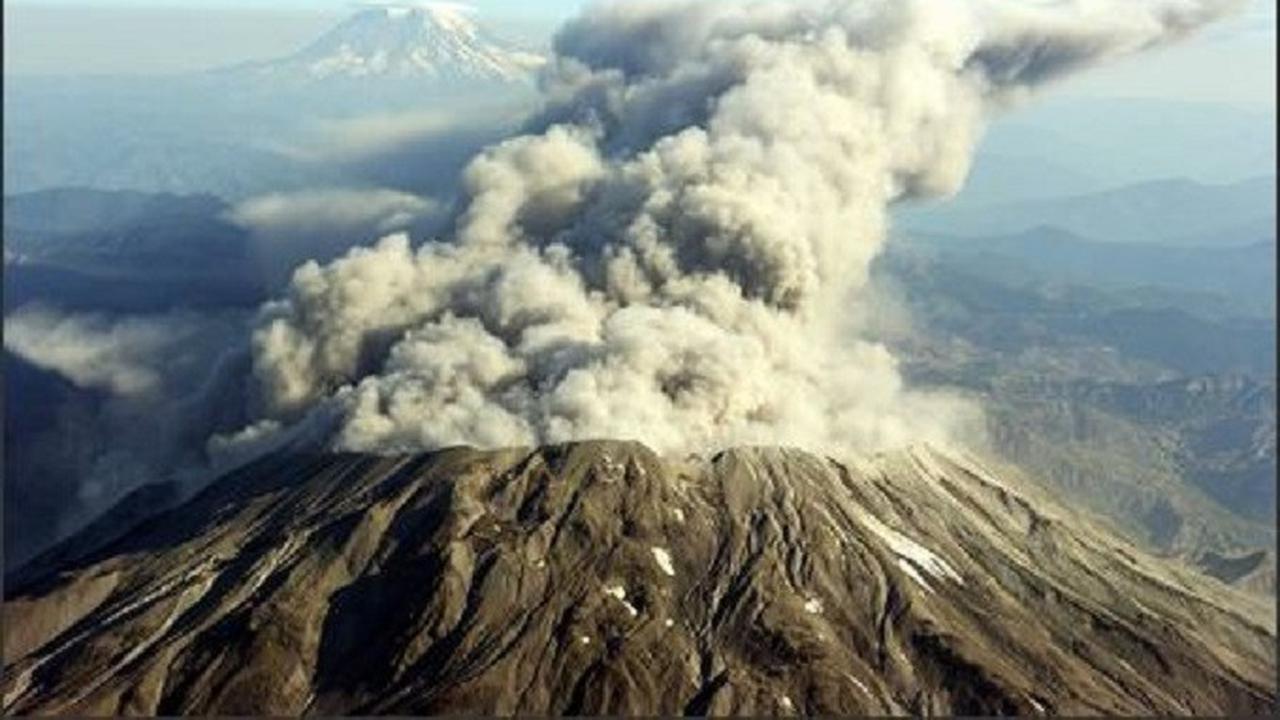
[3,441,1274,715]
[233,2,545,83]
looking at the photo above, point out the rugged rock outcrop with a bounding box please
[3,441,1275,715]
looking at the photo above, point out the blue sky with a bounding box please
[4,0,1276,107]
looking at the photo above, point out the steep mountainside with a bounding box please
[3,441,1274,715]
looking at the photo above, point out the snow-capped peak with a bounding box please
[365,2,479,38]
[240,2,545,84]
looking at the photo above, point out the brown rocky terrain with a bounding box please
[3,441,1275,715]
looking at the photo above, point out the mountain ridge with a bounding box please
[902,175,1276,246]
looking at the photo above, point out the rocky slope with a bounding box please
[3,441,1275,715]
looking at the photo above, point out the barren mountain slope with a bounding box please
[3,441,1275,715]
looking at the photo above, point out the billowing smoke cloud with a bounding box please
[224,0,1237,459]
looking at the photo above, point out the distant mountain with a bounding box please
[872,249,1276,575]
[901,226,1277,318]
[3,189,266,313]
[901,176,1276,246]
[4,188,227,237]
[880,245,1277,379]
[2,186,445,312]
[3,442,1275,715]
[2,3,539,198]
[1073,375,1278,522]
[223,3,545,84]
[3,189,252,279]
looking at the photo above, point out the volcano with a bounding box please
[3,441,1274,715]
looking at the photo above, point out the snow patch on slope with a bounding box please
[861,513,963,593]
[651,546,675,577]
[603,583,638,616]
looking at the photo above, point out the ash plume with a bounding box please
[226,0,1239,459]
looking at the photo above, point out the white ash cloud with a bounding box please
[225,0,1237,458]
[227,188,442,238]
[4,307,231,397]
